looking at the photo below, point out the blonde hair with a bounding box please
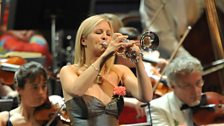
[100,13,124,32]
[73,15,115,73]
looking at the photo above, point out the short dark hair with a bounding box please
[14,61,47,89]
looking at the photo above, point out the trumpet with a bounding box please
[101,31,159,62]
[140,31,159,52]
[125,31,159,62]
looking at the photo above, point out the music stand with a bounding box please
[0,98,13,112]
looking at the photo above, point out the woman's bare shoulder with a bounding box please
[60,64,79,73]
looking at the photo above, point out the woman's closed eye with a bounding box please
[106,31,112,36]
[95,29,103,34]
[95,29,112,36]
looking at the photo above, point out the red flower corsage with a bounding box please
[113,86,126,97]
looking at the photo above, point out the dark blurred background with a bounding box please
[6,0,141,66]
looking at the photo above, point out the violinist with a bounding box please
[0,61,68,126]
[146,55,204,126]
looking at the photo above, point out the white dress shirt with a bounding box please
[146,92,194,126]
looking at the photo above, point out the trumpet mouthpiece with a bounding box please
[101,41,108,48]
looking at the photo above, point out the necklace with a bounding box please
[84,64,88,68]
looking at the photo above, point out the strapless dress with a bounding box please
[65,95,124,126]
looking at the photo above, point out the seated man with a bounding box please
[146,55,224,126]
[146,55,203,126]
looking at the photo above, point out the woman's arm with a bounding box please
[119,59,153,102]
[59,57,105,97]
[135,58,153,102]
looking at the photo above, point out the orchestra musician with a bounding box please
[0,61,68,126]
[146,55,224,126]
[146,55,203,126]
[59,14,153,126]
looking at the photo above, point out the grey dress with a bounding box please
[65,95,124,126]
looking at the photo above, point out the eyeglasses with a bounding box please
[177,79,204,90]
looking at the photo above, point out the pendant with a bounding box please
[96,75,102,84]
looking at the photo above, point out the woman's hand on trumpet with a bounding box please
[102,33,141,62]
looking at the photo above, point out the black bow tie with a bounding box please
[180,104,190,110]
[180,104,200,110]
[181,94,207,110]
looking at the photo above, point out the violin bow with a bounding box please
[203,59,224,76]
[45,103,65,126]
[152,26,192,92]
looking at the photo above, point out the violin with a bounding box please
[0,56,26,85]
[153,81,170,98]
[34,96,70,125]
[147,65,171,98]
[192,92,224,125]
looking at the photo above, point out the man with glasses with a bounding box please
[146,55,204,126]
